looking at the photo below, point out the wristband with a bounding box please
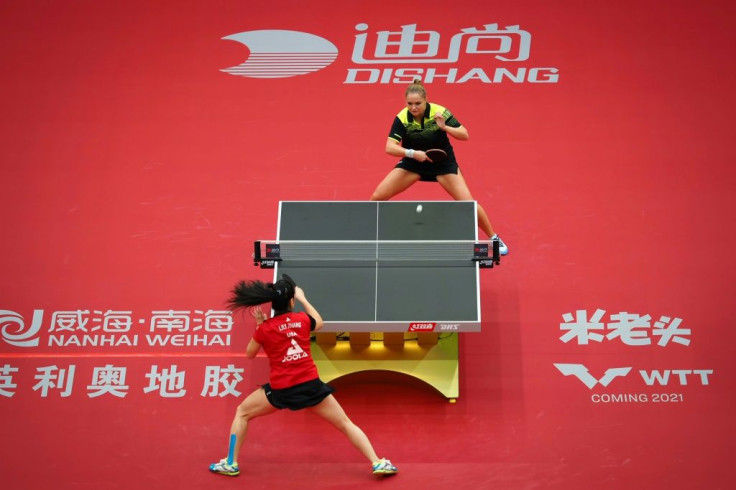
[405,149,415,159]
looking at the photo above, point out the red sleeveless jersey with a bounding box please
[252,311,318,389]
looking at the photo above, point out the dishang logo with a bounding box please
[221,30,338,78]
[222,23,558,84]
[0,310,43,347]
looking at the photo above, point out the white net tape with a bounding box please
[263,240,484,261]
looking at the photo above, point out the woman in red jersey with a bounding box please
[209,274,397,477]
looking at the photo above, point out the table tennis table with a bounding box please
[253,201,500,400]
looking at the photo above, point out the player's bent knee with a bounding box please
[236,401,254,415]
[236,399,268,421]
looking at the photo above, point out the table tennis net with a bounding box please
[256,240,492,262]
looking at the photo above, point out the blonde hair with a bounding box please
[405,78,427,98]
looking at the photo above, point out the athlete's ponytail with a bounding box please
[227,274,297,313]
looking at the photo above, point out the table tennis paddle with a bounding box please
[425,149,447,163]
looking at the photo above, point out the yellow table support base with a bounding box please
[312,332,459,400]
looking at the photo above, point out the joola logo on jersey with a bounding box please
[282,339,308,362]
[221,23,559,84]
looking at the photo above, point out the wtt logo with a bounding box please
[0,310,43,347]
[554,363,713,389]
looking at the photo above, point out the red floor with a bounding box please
[1,1,734,489]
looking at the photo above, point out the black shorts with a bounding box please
[263,378,335,411]
[396,158,459,182]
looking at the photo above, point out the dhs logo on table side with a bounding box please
[407,323,460,332]
[222,23,559,84]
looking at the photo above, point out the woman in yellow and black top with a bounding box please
[370,79,508,254]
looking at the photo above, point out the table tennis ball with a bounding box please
[416,204,423,213]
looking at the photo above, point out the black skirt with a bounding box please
[263,378,335,411]
[396,158,460,182]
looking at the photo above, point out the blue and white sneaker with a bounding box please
[491,234,509,255]
[209,458,240,476]
[372,458,398,475]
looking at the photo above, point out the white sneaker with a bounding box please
[372,458,398,475]
[209,458,240,476]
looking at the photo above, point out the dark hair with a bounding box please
[227,274,296,314]
[405,78,427,98]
